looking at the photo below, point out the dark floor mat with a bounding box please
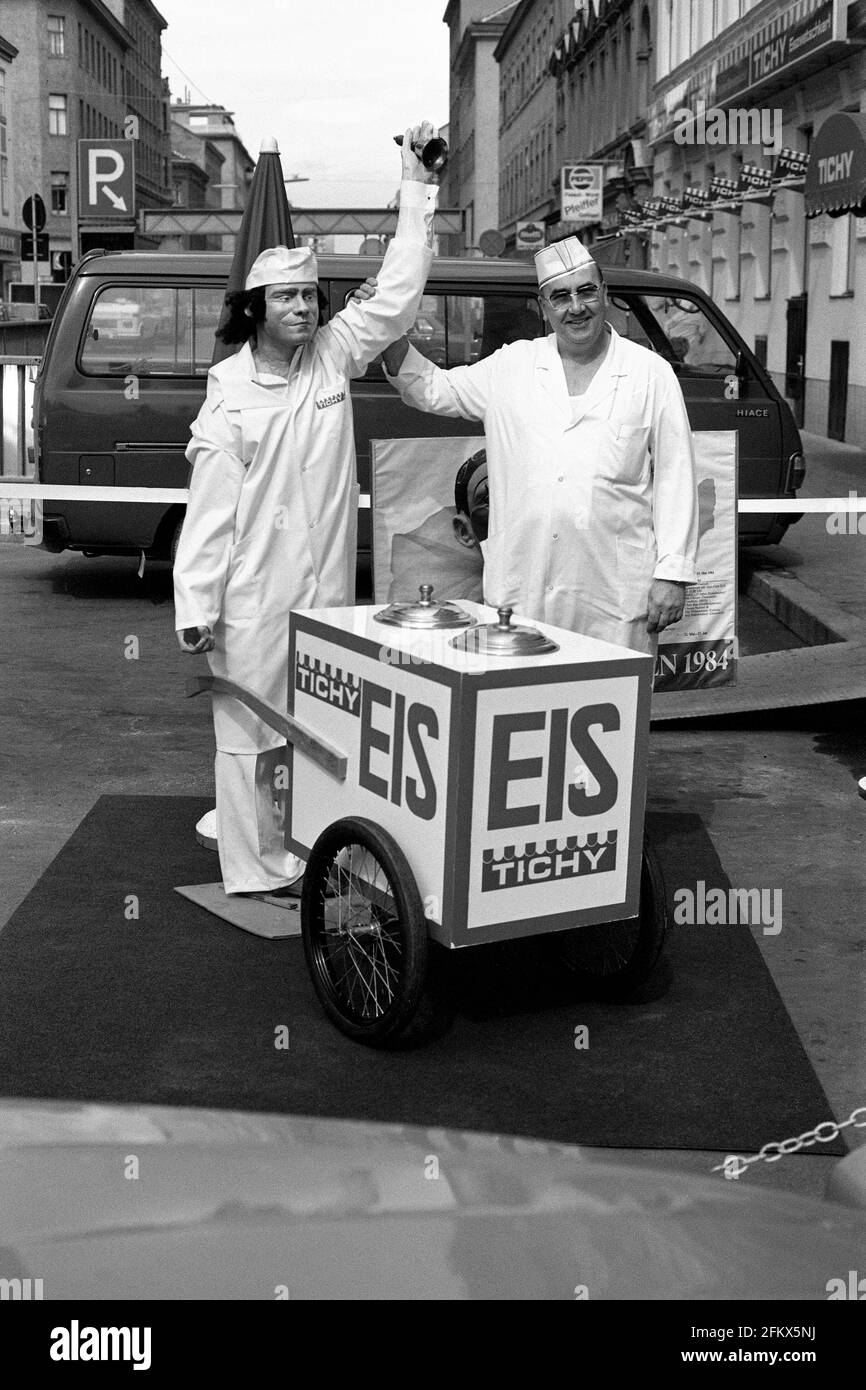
[0,795,844,1154]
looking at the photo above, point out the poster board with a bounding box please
[371,429,737,692]
[371,436,485,606]
[655,430,738,691]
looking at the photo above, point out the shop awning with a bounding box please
[804,111,866,217]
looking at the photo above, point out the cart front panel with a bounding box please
[287,605,653,949]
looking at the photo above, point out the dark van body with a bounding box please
[34,249,804,562]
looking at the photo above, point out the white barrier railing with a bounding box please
[1,356,39,478]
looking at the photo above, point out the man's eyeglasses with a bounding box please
[545,284,603,310]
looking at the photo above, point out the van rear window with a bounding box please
[80,285,225,376]
[342,287,544,379]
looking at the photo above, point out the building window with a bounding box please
[830,216,854,296]
[48,15,66,57]
[49,94,68,135]
[754,203,771,298]
[51,170,69,214]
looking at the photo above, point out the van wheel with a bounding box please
[170,519,183,566]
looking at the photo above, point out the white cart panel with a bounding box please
[286,604,652,948]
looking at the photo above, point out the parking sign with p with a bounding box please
[77,140,135,218]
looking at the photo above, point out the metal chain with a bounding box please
[712,1106,866,1176]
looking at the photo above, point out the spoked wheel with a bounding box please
[553,837,668,1000]
[301,817,430,1047]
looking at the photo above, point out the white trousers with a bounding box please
[214,748,305,895]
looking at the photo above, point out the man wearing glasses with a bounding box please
[381,235,698,655]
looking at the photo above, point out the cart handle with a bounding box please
[186,675,347,782]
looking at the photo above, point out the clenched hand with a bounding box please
[646,579,687,634]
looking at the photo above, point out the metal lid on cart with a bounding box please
[374,584,475,630]
[451,606,559,656]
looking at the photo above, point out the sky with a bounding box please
[157,0,451,208]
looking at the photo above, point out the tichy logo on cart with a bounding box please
[295,653,361,717]
[481,831,617,892]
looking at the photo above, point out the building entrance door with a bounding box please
[828,339,849,442]
[785,293,808,428]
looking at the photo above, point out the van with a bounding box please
[33,248,805,568]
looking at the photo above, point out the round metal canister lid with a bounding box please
[450,606,559,656]
[373,583,475,630]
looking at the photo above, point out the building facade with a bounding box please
[547,0,655,265]
[0,0,172,295]
[442,0,518,255]
[648,0,866,446]
[170,102,254,252]
[111,0,171,212]
[0,33,20,297]
[495,0,561,255]
[169,116,224,252]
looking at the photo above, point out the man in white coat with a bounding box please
[381,235,699,656]
[174,123,439,897]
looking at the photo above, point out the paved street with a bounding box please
[1,444,864,1201]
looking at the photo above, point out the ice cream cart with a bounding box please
[193,588,666,1047]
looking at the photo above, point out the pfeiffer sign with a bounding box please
[287,603,651,947]
[561,164,603,223]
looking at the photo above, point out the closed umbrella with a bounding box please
[212,136,296,364]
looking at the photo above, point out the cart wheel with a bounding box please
[301,817,430,1047]
[554,837,668,1000]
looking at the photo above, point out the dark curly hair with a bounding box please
[217,284,329,345]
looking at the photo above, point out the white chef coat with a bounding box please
[386,326,698,654]
[174,181,437,753]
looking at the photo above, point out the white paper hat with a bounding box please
[245,245,318,290]
[534,235,596,290]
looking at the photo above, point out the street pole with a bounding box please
[30,195,40,309]
[71,156,80,268]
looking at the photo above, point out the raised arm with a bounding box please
[321,122,440,377]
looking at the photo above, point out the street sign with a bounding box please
[22,195,47,232]
[51,250,73,282]
[21,233,50,261]
[561,164,603,223]
[515,221,545,251]
[77,140,136,218]
[478,227,506,256]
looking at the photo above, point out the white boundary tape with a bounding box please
[737,498,866,513]
[0,483,371,506]
[0,483,862,513]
